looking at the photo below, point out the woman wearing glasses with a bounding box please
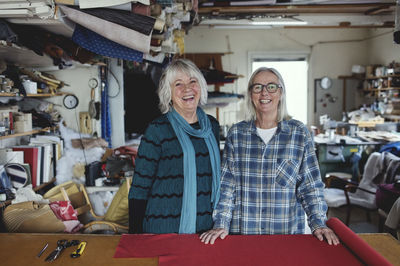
[200,67,339,245]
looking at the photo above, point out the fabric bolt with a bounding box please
[156,0,173,7]
[72,24,143,62]
[114,219,366,266]
[166,107,220,233]
[59,5,151,54]
[101,67,112,147]
[128,114,220,233]
[79,0,150,9]
[327,218,392,266]
[132,2,151,16]
[77,7,155,35]
[213,119,327,234]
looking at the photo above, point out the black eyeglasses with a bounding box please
[250,83,281,94]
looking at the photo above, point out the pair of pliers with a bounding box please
[45,239,68,262]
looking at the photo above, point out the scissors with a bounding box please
[45,239,68,262]
[45,240,80,262]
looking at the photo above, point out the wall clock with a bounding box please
[88,78,98,89]
[321,76,332,90]
[63,94,79,109]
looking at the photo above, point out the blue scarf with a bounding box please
[167,107,221,234]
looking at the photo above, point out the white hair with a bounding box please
[245,67,291,122]
[158,59,208,114]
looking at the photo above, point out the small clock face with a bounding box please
[63,94,79,109]
[88,78,98,89]
[321,77,332,90]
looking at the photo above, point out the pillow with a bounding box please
[375,184,400,213]
[104,178,131,225]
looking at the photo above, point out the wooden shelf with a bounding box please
[0,127,52,140]
[0,93,64,97]
[363,87,400,91]
[365,75,400,80]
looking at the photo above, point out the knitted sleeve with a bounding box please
[128,122,161,200]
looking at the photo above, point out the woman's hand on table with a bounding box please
[200,228,228,244]
[313,227,340,245]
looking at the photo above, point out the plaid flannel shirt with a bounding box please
[213,119,327,234]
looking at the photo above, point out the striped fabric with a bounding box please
[5,163,29,188]
[129,114,220,233]
[213,119,327,235]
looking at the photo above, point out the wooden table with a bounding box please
[0,233,157,266]
[0,233,399,266]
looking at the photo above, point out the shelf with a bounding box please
[365,75,400,80]
[0,92,64,97]
[363,87,400,91]
[0,178,56,208]
[0,127,52,140]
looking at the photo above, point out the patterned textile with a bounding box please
[79,7,155,35]
[72,24,143,62]
[156,0,173,7]
[49,201,78,221]
[213,119,327,234]
[101,66,112,147]
[129,114,220,233]
[60,5,151,53]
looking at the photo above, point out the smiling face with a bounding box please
[171,71,201,116]
[251,71,281,120]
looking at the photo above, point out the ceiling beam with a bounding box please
[198,3,396,15]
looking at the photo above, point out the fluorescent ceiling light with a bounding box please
[200,18,308,27]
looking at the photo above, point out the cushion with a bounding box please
[324,188,347,208]
[375,184,400,212]
[104,179,130,225]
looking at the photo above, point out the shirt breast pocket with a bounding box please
[275,159,300,188]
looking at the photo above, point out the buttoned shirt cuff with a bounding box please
[309,219,327,233]
[213,220,230,231]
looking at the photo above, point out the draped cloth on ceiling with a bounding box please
[59,5,153,54]
[77,7,155,35]
[72,24,143,62]
[78,0,150,9]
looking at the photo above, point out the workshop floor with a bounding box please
[327,206,380,233]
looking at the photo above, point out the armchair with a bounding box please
[323,152,400,225]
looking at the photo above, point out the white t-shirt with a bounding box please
[256,127,277,144]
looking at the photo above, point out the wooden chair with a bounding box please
[323,152,392,225]
[58,181,130,234]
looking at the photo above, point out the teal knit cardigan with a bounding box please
[128,114,220,233]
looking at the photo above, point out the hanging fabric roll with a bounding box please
[100,65,112,148]
[59,5,153,54]
[72,24,143,62]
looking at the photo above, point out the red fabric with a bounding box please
[49,201,78,221]
[114,233,362,266]
[326,217,392,266]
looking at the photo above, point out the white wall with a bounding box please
[108,58,125,148]
[48,65,100,134]
[185,27,371,126]
[366,29,400,65]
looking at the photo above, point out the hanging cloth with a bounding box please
[79,0,150,9]
[59,5,152,54]
[77,7,155,35]
[101,66,112,147]
[167,107,220,234]
[72,24,143,62]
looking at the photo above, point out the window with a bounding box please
[251,55,308,124]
